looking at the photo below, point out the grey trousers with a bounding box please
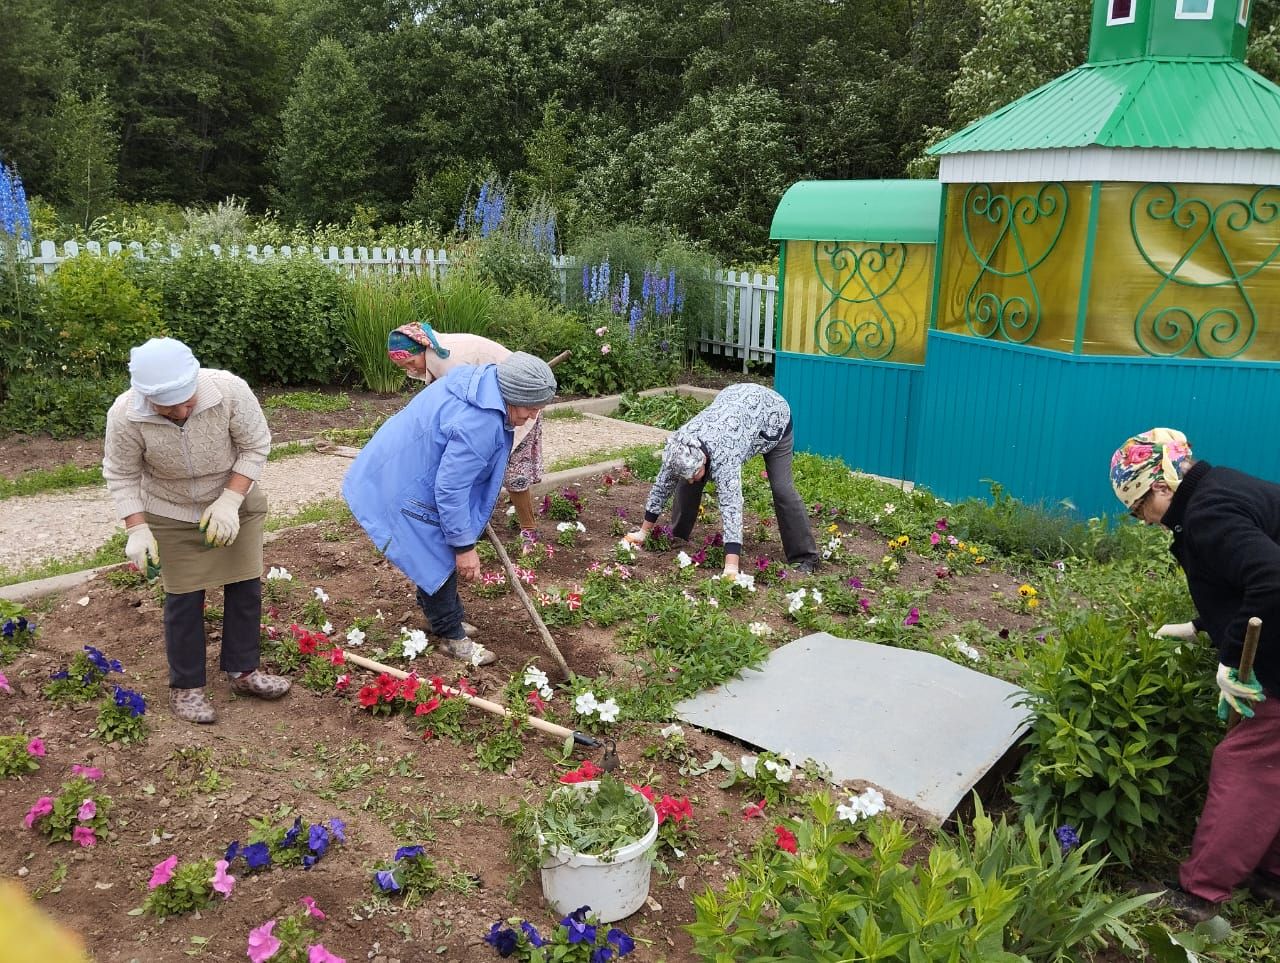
[670,428,818,564]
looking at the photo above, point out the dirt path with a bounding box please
[1,415,670,570]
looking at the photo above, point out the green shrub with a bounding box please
[1014,612,1219,865]
[687,793,1155,962]
[413,269,499,337]
[614,390,706,430]
[0,370,126,438]
[471,235,558,301]
[487,290,583,360]
[131,252,349,386]
[262,390,350,412]
[949,481,1130,563]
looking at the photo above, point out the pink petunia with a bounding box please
[0,670,12,693]
[148,855,179,890]
[77,798,96,821]
[24,796,54,829]
[72,764,104,781]
[26,737,46,758]
[929,532,941,546]
[299,896,326,920]
[903,607,921,627]
[72,825,96,848]
[247,920,281,963]
[307,945,345,963]
[211,859,235,897]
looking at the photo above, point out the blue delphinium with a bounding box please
[0,162,32,240]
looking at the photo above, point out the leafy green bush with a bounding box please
[471,235,558,301]
[487,290,583,360]
[131,252,349,386]
[263,390,351,412]
[614,390,706,430]
[413,269,499,337]
[949,481,1131,563]
[0,370,127,437]
[687,793,1155,962]
[1014,612,1219,865]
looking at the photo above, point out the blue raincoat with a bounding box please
[342,364,512,593]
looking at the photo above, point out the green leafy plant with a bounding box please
[482,908,639,961]
[537,775,655,858]
[142,857,217,917]
[371,846,442,904]
[475,722,526,773]
[24,775,111,846]
[344,275,413,392]
[0,734,43,777]
[1014,612,1219,865]
[93,686,149,744]
[613,390,707,431]
[413,268,499,336]
[0,611,37,663]
[43,645,123,705]
[263,390,350,412]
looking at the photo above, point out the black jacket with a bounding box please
[1164,461,1280,696]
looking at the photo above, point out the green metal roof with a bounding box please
[769,180,942,243]
[930,58,1280,155]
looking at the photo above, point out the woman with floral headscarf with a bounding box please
[387,322,543,531]
[1110,427,1280,920]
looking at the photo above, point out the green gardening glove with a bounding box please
[1216,662,1266,722]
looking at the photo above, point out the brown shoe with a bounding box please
[227,669,292,700]
[1144,881,1220,924]
[170,687,216,724]
[439,636,497,666]
[462,621,479,639]
[1247,871,1280,906]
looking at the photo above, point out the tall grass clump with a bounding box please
[412,270,499,336]
[344,276,414,392]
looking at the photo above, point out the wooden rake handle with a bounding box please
[484,523,573,681]
[1228,616,1262,731]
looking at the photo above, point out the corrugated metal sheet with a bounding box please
[937,147,1280,185]
[770,180,942,243]
[775,352,921,482]
[913,332,1280,518]
[931,59,1280,155]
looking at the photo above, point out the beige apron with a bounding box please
[146,486,268,594]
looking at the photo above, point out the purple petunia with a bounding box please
[308,823,329,857]
[483,922,519,957]
[243,842,271,870]
[607,928,635,956]
[327,817,346,843]
[374,869,400,892]
[394,845,425,861]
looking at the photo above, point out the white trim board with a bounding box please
[938,147,1280,185]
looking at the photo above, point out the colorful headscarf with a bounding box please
[386,322,451,362]
[1109,427,1194,510]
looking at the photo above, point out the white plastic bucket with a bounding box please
[538,782,659,923]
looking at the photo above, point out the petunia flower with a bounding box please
[26,737,45,758]
[357,686,379,708]
[149,855,179,889]
[211,859,235,896]
[72,825,96,847]
[484,922,519,957]
[574,691,599,715]
[596,698,620,723]
[282,816,302,848]
[312,587,329,603]
[0,670,10,693]
[773,825,798,854]
[308,824,330,857]
[77,798,96,821]
[456,677,477,696]
[527,690,547,714]
[415,697,440,716]
[243,842,271,870]
[742,799,767,820]
[374,869,401,892]
[24,796,54,829]
[299,895,326,919]
[335,674,351,692]
[564,917,597,945]
[307,945,344,963]
[327,818,346,843]
[395,845,425,861]
[606,927,636,956]
[902,607,920,627]
[246,919,280,963]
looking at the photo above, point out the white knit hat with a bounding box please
[129,337,200,407]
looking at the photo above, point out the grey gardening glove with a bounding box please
[1156,622,1199,643]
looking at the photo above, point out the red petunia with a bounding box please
[743,798,767,820]
[657,795,693,824]
[376,673,399,701]
[400,675,420,701]
[327,647,345,666]
[298,634,318,656]
[335,674,350,692]
[630,784,656,802]
[527,690,547,715]
[774,825,798,853]
[414,697,440,716]
[559,759,604,784]
[455,677,477,696]
[357,685,379,708]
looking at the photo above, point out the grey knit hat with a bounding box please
[496,352,557,406]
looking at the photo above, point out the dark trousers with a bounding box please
[670,428,818,564]
[164,578,262,688]
[416,571,466,642]
[1181,694,1280,901]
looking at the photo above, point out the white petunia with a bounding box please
[345,627,366,647]
[676,551,693,568]
[266,566,293,581]
[313,587,329,603]
[617,540,637,558]
[837,787,889,824]
[539,685,554,700]
[952,638,982,662]
[785,588,807,613]
[732,572,757,592]
[810,589,824,606]
[523,665,550,690]
[506,505,516,516]
[763,759,793,783]
[660,724,684,739]
[556,522,574,532]
[739,755,758,778]
[400,627,430,659]
[576,521,586,532]
[575,691,599,715]
[706,596,719,608]
[321,621,333,635]
[748,621,772,637]
[596,698,620,723]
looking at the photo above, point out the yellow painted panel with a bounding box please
[1084,182,1280,360]
[935,182,1092,352]
[781,240,933,364]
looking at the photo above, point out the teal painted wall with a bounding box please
[913,331,1280,518]
[774,351,921,482]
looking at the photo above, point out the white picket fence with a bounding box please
[21,239,776,368]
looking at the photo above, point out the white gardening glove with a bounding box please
[1216,662,1266,721]
[125,523,160,572]
[198,489,245,547]
[1156,622,1199,642]
[622,530,647,547]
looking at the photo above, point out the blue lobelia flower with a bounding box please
[327,817,346,843]
[374,869,401,892]
[308,823,330,857]
[225,841,240,863]
[282,816,303,848]
[606,928,635,956]
[243,842,271,869]
[483,922,519,957]
[394,845,425,861]
[520,921,545,948]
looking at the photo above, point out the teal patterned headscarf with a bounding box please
[387,322,450,361]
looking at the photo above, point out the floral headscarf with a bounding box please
[386,322,450,362]
[1109,428,1194,510]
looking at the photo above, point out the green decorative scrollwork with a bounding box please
[961,183,1068,344]
[1130,184,1280,360]
[811,242,906,361]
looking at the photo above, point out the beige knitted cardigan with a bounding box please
[103,369,271,523]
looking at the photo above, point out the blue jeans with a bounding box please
[416,572,466,641]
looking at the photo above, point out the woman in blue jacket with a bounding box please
[343,353,557,665]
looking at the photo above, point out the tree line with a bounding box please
[3,0,1279,261]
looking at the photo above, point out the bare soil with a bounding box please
[1,469,1039,962]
